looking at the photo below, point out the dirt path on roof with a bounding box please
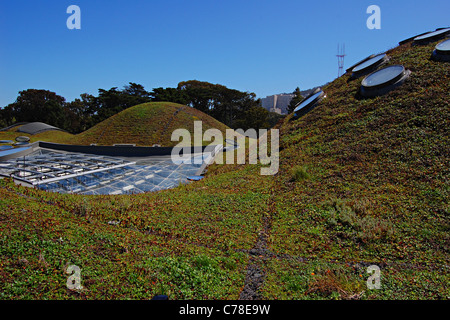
[157,106,186,146]
[238,186,276,300]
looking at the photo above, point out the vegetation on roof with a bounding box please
[0,102,234,147]
[0,38,449,300]
[63,102,233,147]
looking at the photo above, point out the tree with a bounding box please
[4,89,67,128]
[123,82,152,106]
[267,111,285,128]
[123,83,149,98]
[175,80,263,129]
[1,81,273,134]
[233,106,270,132]
[89,83,151,124]
[287,87,304,114]
[177,80,218,114]
[65,94,96,133]
[151,87,189,105]
[1,83,152,134]
[0,104,15,128]
[0,111,8,129]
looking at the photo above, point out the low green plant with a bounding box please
[326,199,394,243]
[291,165,310,182]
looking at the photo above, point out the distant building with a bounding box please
[261,94,294,115]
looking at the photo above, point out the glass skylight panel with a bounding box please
[352,54,388,76]
[0,147,31,158]
[293,89,325,119]
[414,28,450,45]
[362,65,405,87]
[15,136,30,142]
[294,91,322,113]
[360,65,411,97]
[346,54,375,73]
[1,144,212,195]
[436,38,450,52]
[432,39,450,62]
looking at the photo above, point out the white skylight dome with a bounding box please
[351,53,390,78]
[293,89,326,119]
[432,39,450,62]
[360,65,411,98]
[414,28,450,45]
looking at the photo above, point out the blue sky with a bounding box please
[0,0,448,107]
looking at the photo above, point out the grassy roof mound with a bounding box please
[0,102,231,147]
[0,37,448,300]
[71,102,231,147]
[255,39,449,299]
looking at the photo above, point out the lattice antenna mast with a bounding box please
[337,43,346,77]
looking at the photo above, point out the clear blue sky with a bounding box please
[0,0,448,107]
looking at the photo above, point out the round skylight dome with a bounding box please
[352,53,389,77]
[293,90,325,118]
[346,54,375,73]
[414,28,450,45]
[360,65,411,98]
[432,39,450,62]
[399,31,431,45]
[15,136,30,142]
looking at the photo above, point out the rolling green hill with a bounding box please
[0,102,232,147]
[70,102,232,147]
[0,38,448,300]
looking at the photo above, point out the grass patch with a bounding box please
[1,39,449,300]
[290,165,310,182]
[324,199,395,244]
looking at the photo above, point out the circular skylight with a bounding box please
[399,31,432,45]
[436,38,450,52]
[293,90,325,118]
[352,54,389,76]
[346,54,375,73]
[15,136,30,142]
[360,65,411,97]
[432,39,450,62]
[414,28,450,45]
[362,65,405,87]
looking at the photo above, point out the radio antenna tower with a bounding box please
[337,43,346,77]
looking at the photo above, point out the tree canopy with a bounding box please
[287,87,304,114]
[1,81,284,134]
[154,80,271,130]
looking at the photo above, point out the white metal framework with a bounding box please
[0,149,205,195]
